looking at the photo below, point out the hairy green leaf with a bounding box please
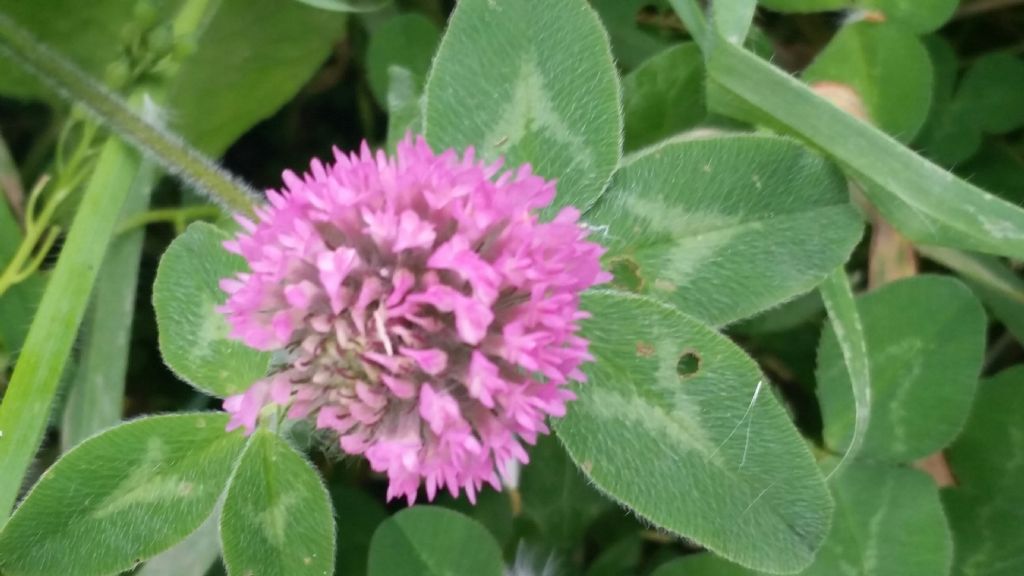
[368,506,504,576]
[424,0,622,213]
[651,463,953,576]
[221,430,335,576]
[0,413,245,576]
[945,366,1024,576]
[153,222,271,398]
[366,14,439,106]
[587,134,863,327]
[555,291,833,574]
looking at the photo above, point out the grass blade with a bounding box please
[702,25,1024,260]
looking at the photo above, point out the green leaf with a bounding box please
[330,482,388,576]
[169,0,348,156]
[919,245,1024,345]
[802,21,933,142]
[861,0,958,34]
[555,291,833,574]
[818,268,870,475]
[958,141,1024,206]
[366,14,440,107]
[915,36,982,166]
[651,554,752,576]
[0,0,138,100]
[919,51,1024,169]
[703,30,1024,260]
[587,134,863,327]
[367,506,505,576]
[944,366,1024,576]
[803,463,953,576]
[587,533,644,576]
[291,0,390,12]
[818,275,986,463]
[590,0,676,70]
[153,222,271,398]
[424,0,622,212]
[385,66,424,151]
[621,42,706,152]
[652,463,953,576]
[434,489,515,549]
[755,0,847,13]
[220,430,335,576]
[519,434,610,550]
[0,413,246,576]
[954,52,1024,136]
[758,0,956,32]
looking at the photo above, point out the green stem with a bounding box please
[0,136,142,521]
[173,0,219,38]
[0,178,63,297]
[116,204,222,234]
[0,9,257,215]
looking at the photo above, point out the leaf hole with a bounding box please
[677,350,701,378]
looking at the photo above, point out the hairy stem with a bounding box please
[0,8,257,215]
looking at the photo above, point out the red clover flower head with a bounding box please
[218,136,609,504]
